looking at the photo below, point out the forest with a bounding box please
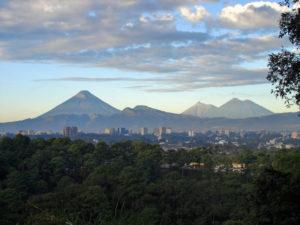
[0,135,300,225]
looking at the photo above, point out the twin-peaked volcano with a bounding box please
[182,98,273,119]
[41,90,120,117]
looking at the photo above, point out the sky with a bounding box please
[0,0,298,122]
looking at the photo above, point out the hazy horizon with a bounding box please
[0,87,298,123]
[0,0,299,122]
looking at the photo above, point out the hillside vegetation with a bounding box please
[0,135,299,225]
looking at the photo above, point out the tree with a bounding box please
[267,0,300,109]
[250,168,300,225]
[223,220,245,225]
[1,136,299,225]
[0,189,25,225]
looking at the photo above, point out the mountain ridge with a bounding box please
[182,98,273,119]
[0,111,298,133]
[0,91,298,133]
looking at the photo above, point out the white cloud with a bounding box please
[179,5,209,22]
[0,0,288,92]
[220,1,288,30]
[139,12,174,24]
[154,13,174,21]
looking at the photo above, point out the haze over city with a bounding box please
[0,0,299,122]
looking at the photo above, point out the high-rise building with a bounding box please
[27,130,35,135]
[153,128,159,136]
[63,126,78,137]
[140,127,148,135]
[188,130,196,137]
[117,127,127,135]
[103,128,116,135]
[158,127,167,136]
[166,127,172,134]
[291,131,299,139]
[218,128,231,136]
[154,127,167,139]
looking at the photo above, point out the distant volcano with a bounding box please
[41,90,120,117]
[0,91,298,133]
[182,98,273,119]
[182,102,218,118]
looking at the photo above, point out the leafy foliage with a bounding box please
[0,135,299,225]
[267,0,300,108]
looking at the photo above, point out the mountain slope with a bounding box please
[182,102,218,117]
[216,98,273,119]
[0,93,296,133]
[41,90,120,117]
[0,109,298,133]
[182,98,273,119]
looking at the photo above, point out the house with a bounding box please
[188,162,205,169]
[231,163,246,172]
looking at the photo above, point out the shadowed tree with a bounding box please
[250,168,300,225]
[267,0,300,109]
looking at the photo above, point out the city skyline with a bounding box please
[0,0,299,122]
[9,125,300,151]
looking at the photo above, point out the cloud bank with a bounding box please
[220,1,287,30]
[0,0,290,92]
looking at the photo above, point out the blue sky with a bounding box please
[0,0,298,122]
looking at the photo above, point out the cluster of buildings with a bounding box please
[161,161,246,173]
[12,126,172,138]
[102,126,172,138]
[159,129,300,150]
[16,130,53,136]
[103,127,129,135]
[63,126,78,137]
[153,127,172,138]
[15,127,79,138]
[2,127,299,150]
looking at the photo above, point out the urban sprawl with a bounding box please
[2,126,300,151]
